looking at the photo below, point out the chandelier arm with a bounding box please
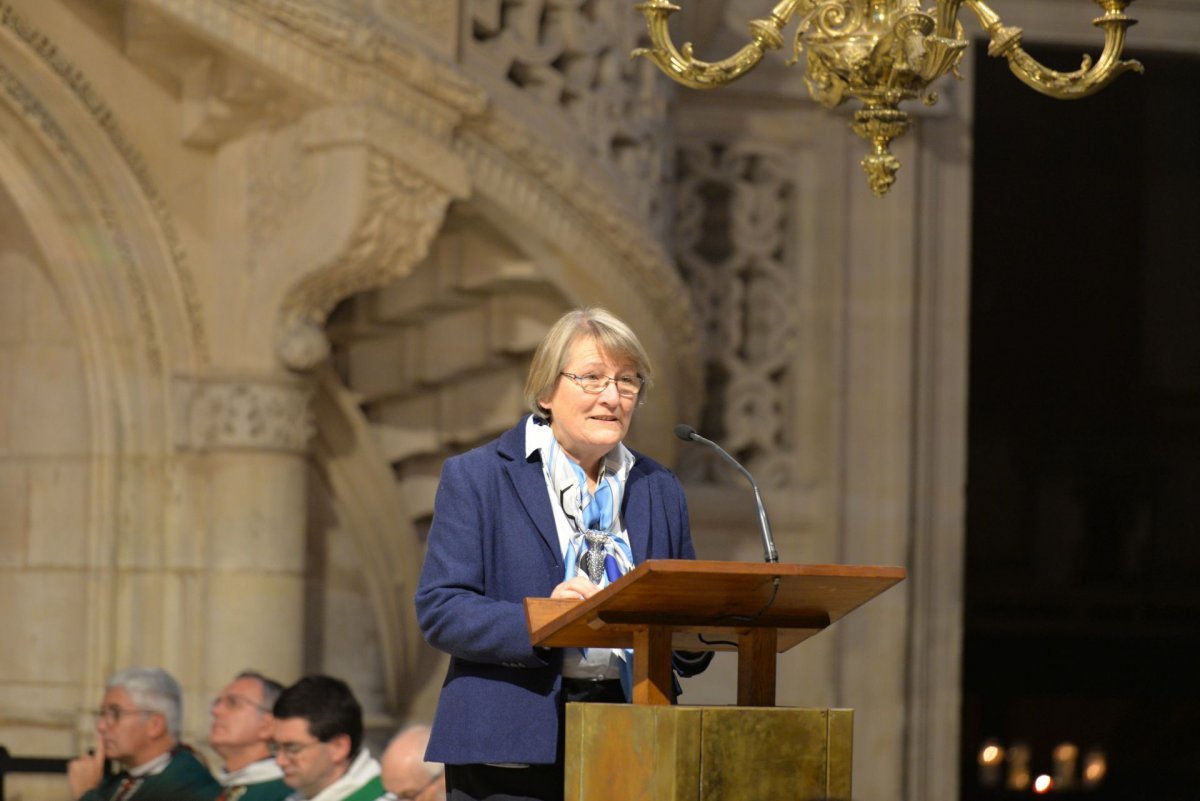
[962,0,1144,99]
[933,0,967,38]
[633,0,805,90]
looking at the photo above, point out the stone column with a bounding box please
[174,372,314,698]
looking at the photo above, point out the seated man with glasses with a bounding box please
[271,675,386,801]
[209,670,290,800]
[67,666,221,801]
[380,725,443,801]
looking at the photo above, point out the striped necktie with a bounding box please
[110,776,140,801]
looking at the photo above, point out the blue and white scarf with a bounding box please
[527,417,636,691]
[532,422,635,587]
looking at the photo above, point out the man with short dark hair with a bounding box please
[210,670,290,801]
[67,666,221,801]
[272,675,386,801]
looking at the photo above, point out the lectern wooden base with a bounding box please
[532,563,900,801]
[564,704,853,801]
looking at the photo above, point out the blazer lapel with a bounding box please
[499,423,563,568]
[623,457,651,564]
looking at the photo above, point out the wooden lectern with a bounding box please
[525,560,906,801]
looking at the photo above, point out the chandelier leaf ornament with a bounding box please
[633,0,1143,196]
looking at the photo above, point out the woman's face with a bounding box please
[540,336,639,475]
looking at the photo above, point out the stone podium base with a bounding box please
[564,704,853,801]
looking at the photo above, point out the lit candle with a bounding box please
[978,739,1005,788]
[1082,748,1107,789]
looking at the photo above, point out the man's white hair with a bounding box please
[106,667,182,739]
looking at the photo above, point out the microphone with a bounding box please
[675,424,779,564]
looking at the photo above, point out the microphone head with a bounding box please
[674,423,698,442]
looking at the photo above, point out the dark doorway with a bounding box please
[963,41,1200,800]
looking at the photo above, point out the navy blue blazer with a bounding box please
[415,417,709,766]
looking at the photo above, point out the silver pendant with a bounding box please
[581,529,610,585]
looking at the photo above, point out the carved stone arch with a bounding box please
[0,9,207,707]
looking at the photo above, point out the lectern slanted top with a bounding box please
[525,559,905,706]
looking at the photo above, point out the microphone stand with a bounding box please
[675,424,779,564]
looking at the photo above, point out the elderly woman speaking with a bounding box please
[415,307,711,801]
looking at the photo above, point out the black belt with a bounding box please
[561,677,625,703]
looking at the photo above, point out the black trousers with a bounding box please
[445,678,625,801]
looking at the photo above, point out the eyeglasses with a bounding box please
[93,706,153,726]
[270,739,322,760]
[560,371,645,398]
[210,693,271,714]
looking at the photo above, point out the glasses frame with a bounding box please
[210,693,272,714]
[559,371,645,399]
[93,706,154,726]
[270,739,323,760]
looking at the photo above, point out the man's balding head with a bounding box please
[381,725,443,801]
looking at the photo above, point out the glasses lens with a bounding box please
[272,741,318,759]
[95,707,139,724]
[616,377,641,397]
[568,373,641,397]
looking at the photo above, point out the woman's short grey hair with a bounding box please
[107,667,182,739]
[523,307,653,421]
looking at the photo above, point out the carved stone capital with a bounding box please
[275,132,464,364]
[175,373,315,453]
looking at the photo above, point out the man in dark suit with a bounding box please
[67,667,221,801]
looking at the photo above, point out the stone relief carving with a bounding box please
[277,147,458,370]
[180,55,301,147]
[177,375,315,452]
[466,0,671,228]
[673,140,798,487]
[348,0,456,47]
[193,0,486,115]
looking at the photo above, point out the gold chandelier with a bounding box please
[634,0,1142,196]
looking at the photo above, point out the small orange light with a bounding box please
[1082,749,1107,788]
